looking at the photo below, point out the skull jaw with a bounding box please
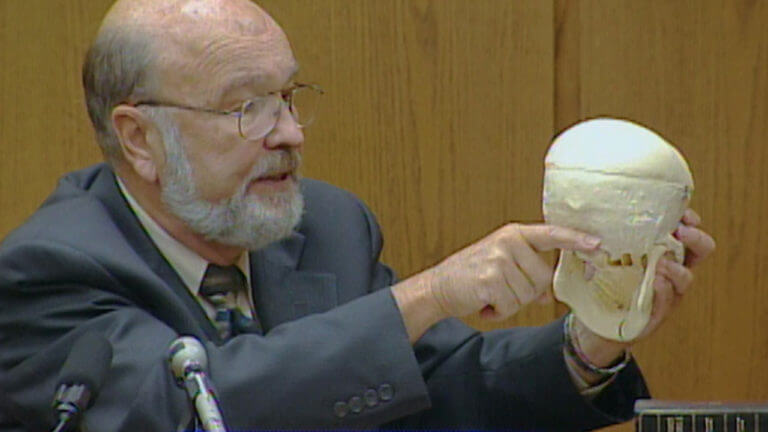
[553,235,684,342]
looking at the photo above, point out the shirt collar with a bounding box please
[115,177,251,294]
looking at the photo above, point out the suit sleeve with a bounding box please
[353,193,649,430]
[0,239,431,431]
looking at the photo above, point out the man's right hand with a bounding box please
[391,223,602,342]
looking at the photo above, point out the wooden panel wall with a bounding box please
[1,1,767,431]
[0,0,109,229]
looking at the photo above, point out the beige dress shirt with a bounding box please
[116,178,254,320]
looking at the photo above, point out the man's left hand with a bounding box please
[571,208,716,377]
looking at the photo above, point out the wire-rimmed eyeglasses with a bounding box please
[131,82,324,141]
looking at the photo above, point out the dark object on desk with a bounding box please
[635,400,768,432]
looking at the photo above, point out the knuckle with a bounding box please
[476,288,495,306]
[478,266,500,285]
[673,262,693,281]
[502,223,523,240]
[540,224,563,243]
[487,246,507,263]
[545,225,561,238]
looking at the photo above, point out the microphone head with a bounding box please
[168,336,207,383]
[55,331,113,408]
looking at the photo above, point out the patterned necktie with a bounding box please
[199,264,261,339]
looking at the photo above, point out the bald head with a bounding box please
[83,0,295,163]
[101,0,277,45]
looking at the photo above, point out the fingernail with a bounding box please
[582,235,601,248]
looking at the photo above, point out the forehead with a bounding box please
[160,19,298,104]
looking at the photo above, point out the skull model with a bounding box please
[543,118,693,341]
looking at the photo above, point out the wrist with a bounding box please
[564,313,631,378]
[391,271,448,343]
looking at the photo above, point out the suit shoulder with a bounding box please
[3,168,117,247]
[299,178,377,222]
[298,178,383,248]
[300,178,365,206]
[3,195,114,245]
[0,164,128,279]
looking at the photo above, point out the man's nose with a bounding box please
[263,104,304,150]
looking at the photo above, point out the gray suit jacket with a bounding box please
[0,164,648,431]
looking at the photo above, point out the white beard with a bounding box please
[156,115,304,251]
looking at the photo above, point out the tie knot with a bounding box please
[199,264,247,298]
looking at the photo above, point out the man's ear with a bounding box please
[111,105,163,183]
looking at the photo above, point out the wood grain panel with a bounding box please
[0,0,112,237]
[555,1,768,431]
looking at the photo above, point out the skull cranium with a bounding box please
[543,118,693,341]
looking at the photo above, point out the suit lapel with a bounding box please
[88,166,220,341]
[85,164,338,337]
[250,232,338,331]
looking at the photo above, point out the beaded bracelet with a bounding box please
[563,313,632,376]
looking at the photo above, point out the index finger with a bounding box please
[675,224,716,268]
[682,208,701,227]
[517,224,602,253]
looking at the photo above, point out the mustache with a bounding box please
[247,150,302,180]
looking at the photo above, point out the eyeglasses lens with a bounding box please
[239,87,321,140]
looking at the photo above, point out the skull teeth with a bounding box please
[606,253,649,269]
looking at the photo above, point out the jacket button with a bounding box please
[333,401,349,418]
[378,383,394,401]
[349,396,364,413]
[364,388,379,407]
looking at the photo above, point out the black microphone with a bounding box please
[168,336,227,432]
[51,331,113,432]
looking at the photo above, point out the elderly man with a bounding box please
[0,0,714,431]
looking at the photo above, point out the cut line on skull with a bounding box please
[543,118,693,342]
